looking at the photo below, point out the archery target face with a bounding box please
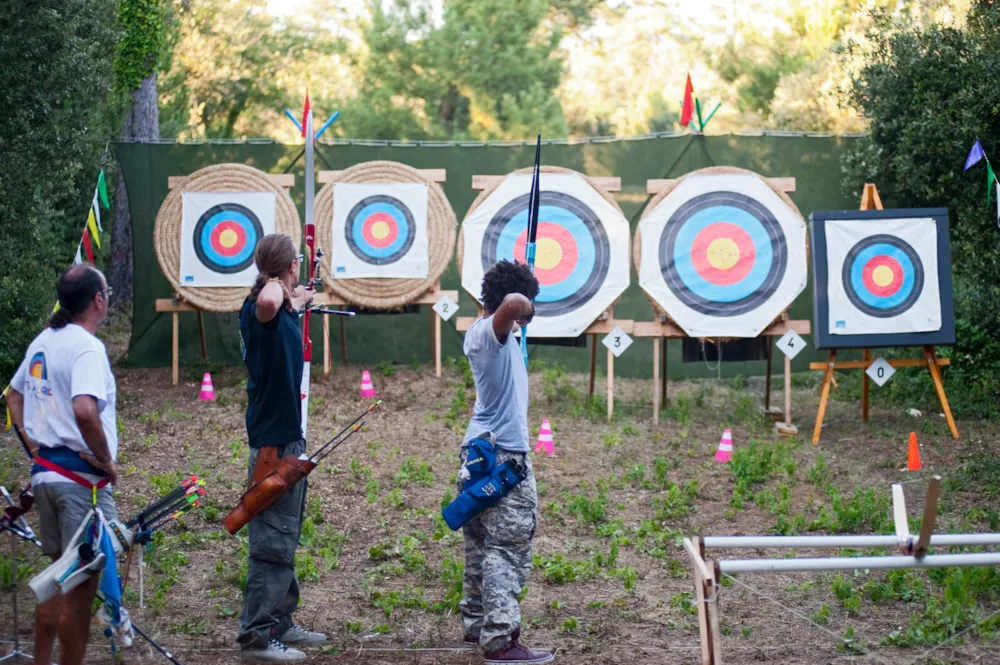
[180,192,276,287]
[331,183,429,279]
[639,173,808,338]
[825,217,940,335]
[462,173,630,337]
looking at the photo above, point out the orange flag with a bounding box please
[680,74,695,128]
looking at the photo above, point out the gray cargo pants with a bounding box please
[237,440,308,649]
[458,449,538,652]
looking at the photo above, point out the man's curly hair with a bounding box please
[481,260,540,313]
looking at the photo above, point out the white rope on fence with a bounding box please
[705,533,1000,549]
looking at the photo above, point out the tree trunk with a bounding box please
[110,72,159,307]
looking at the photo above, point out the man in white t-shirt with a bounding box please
[5,264,118,665]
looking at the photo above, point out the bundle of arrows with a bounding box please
[129,475,205,543]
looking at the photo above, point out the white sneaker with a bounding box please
[281,623,328,646]
[241,637,306,662]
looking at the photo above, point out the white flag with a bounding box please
[73,244,83,265]
[91,194,102,232]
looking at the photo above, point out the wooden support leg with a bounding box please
[340,317,348,366]
[764,337,773,410]
[812,350,837,445]
[784,354,792,427]
[707,561,723,664]
[923,346,959,439]
[323,315,331,378]
[434,312,442,378]
[588,334,597,398]
[652,337,660,425]
[428,306,436,370]
[689,537,716,665]
[661,336,668,405]
[197,310,207,360]
[607,348,614,423]
[862,348,870,422]
[171,312,179,386]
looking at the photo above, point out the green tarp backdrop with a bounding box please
[117,134,861,379]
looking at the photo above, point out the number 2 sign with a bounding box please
[433,295,459,322]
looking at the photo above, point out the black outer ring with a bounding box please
[480,191,610,318]
[344,194,416,266]
[192,203,263,274]
[841,234,924,318]
[658,191,788,317]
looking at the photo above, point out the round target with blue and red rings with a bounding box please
[842,234,923,318]
[658,191,787,317]
[481,192,609,317]
[193,203,263,274]
[344,194,416,265]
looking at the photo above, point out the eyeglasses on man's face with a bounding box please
[100,286,113,300]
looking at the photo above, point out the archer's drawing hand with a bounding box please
[515,304,536,327]
[291,286,314,310]
[79,453,119,486]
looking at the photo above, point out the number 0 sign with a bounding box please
[866,356,895,387]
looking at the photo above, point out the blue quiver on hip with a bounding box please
[442,434,526,531]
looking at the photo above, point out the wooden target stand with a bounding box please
[156,172,297,385]
[313,169,458,379]
[809,184,958,444]
[457,174,633,421]
[633,176,810,433]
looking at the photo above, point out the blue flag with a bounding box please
[964,139,986,172]
[98,524,121,625]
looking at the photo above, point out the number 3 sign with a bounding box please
[602,326,633,358]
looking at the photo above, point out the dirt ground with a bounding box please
[1,354,998,665]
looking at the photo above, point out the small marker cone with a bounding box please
[359,370,377,399]
[535,419,554,456]
[907,432,921,471]
[714,428,733,463]
[198,372,215,402]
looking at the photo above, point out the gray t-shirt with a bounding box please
[462,316,529,452]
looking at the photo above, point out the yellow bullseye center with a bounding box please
[371,221,390,240]
[706,237,740,271]
[219,228,239,249]
[535,237,562,271]
[872,265,894,287]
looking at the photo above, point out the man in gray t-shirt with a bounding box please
[458,260,554,665]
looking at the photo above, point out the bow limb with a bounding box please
[301,109,316,438]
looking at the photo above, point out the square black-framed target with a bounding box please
[809,208,955,349]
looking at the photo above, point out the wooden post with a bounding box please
[688,537,715,665]
[171,312,179,386]
[197,310,207,359]
[661,336,668,405]
[434,311,442,378]
[923,346,959,439]
[607,347,614,422]
[764,337,773,410]
[812,350,837,445]
[588,334,597,398]
[914,476,942,558]
[323,315,331,377]
[708,561,723,664]
[340,317,348,366]
[861,348,871,422]
[784,354,792,428]
[652,337,660,425]
[892,483,911,552]
[428,306,436,370]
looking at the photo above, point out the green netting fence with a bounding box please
[117,134,862,379]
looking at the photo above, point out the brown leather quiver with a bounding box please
[223,447,316,535]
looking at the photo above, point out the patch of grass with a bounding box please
[394,457,434,487]
[730,438,796,506]
[375,360,395,377]
[533,554,598,584]
[567,484,609,525]
[444,387,471,431]
[603,431,622,449]
[810,604,831,626]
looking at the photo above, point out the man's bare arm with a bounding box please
[255,281,285,323]
[73,395,117,485]
[492,293,535,344]
[3,388,38,456]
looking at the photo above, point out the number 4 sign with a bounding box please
[775,330,807,360]
[433,295,458,322]
[866,356,895,387]
[602,326,633,358]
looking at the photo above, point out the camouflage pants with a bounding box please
[458,449,538,652]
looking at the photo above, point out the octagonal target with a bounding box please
[462,172,630,338]
[638,172,808,338]
[332,183,429,278]
[180,192,276,287]
[481,191,610,318]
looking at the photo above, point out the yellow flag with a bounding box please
[2,385,10,432]
[87,209,101,249]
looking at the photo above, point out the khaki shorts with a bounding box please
[34,482,118,557]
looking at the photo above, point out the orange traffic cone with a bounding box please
[907,432,921,471]
[199,372,215,402]
[359,370,376,399]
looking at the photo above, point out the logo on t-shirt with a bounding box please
[27,352,53,397]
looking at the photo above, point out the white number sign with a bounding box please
[433,295,459,322]
[775,330,807,360]
[866,356,895,387]
[601,326,633,358]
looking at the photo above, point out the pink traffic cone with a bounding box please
[535,419,554,455]
[714,428,733,463]
[199,372,215,402]
[359,370,377,399]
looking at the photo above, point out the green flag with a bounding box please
[97,170,110,209]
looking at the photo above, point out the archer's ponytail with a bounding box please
[50,305,73,329]
[248,234,298,306]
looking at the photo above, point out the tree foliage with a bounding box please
[0,0,117,380]
[842,1,1000,415]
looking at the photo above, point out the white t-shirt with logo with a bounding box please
[12,324,117,486]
